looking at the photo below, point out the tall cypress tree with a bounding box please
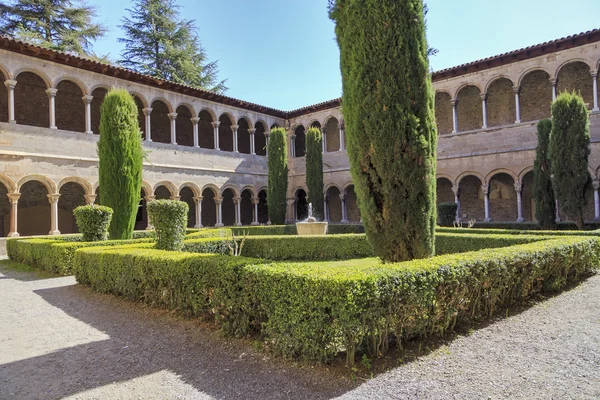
[267,128,288,225]
[533,119,556,229]
[98,89,143,240]
[549,92,590,230]
[305,127,324,220]
[0,0,105,56]
[119,0,226,93]
[329,0,437,262]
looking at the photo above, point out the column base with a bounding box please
[267,221,272,225]
[172,142,177,145]
[234,222,242,226]
[85,130,93,134]
[516,218,524,222]
[146,225,154,230]
[49,230,61,235]
[215,223,224,227]
[251,222,259,226]
[341,219,349,224]
[50,126,57,130]
[194,224,203,229]
[483,218,491,222]
[7,231,20,237]
[555,218,561,223]
[594,217,600,222]
[9,120,16,124]
[146,138,153,142]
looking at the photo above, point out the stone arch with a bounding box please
[56,79,86,132]
[308,120,322,129]
[178,182,200,198]
[201,186,217,227]
[324,116,340,152]
[557,60,594,109]
[520,69,552,122]
[17,175,56,194]
[0,174,16,193]
[456,171,485,187]
[240,188,254,225]
[201,183,220,198]
[175,105,194,146]
[90,87,109,135]
[57,177,93,196]
[58,181,87,234]
[270,123,280,130]
[199,107,217,122]
[153,181,177,199]
[456,84,482,132]
[484,168,518,184]
[221,187,236,226]
[220,184,240,198]
[457,174,484,221]
[254,121,267,156]
[488,172,517,221]
[129,92,148,108]
[294,125,306,157]
[436,177,454,205]
[257,189,268,224]
[198,109,214,149]
[344,185,360,223]
[139,181,152,197]
[13,68,52,88]
[0,68,8,123]
[0,63,12,81]
[18,179,51,236]
[179,186,196,228]
[219,113,234,152]
[326,186,342,222]
[151,99,172,144]
[518,166,535,182]
[131,94,145,138]
[14,71,50,128]
[435,91,453,134]
[295,188,308,221]
[486,77,515,127]
[237,117,251,154]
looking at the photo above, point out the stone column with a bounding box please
[482,184,491,222]
[48,193,61,235]
[215,197,224,227]
[339,125,345,151]
[290,134,296,157]
[82,95,94,134]
[234,196,242,226]
[340,194,348,223]
[452,185,461,222]
[451,99,458,133]
[480,93,488,129]
[145,195,155,229]
[551,79,557,101]
[193,196,203,228]
[4,80,17,124]
[168,112,178,144]
[143,107,152,142]
[594,180,600,221]
[170,195,180,201]
[191,117,200,147]
[84,194,96,205]
[251,198,259,226]
[555,199,561,223]
[321,127,327,153]
[249,128,256,155]
[265,131,270,157]
[324,194,329,222]
[46,88,58,129]
[212,121,220,150]
[513,86,521,124]
[232,124,239,153]
[7,193,20,237]
[592,70,599,112]
[514,181,524,222]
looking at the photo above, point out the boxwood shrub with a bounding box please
[73,205,114,241]
[147,200,189,251]
[437,202,457,227]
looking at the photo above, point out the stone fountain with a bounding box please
[296,203,328,235]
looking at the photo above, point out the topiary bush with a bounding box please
[147,200,189,251]
[534,119,556,229]
[267,127,289,225]
[437,202,458,227]
[305,127,324,220]
[73,205,114,242]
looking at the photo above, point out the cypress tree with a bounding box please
[549,92,590,230]
[329,0,437,261]
[533,119,556,229]
[98,89,144,239]
[267,128,288,225]
[305,127,324,220]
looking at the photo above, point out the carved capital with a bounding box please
[452,185,460,196]
[167,112,178,120]
[4,79,17,90]
[211,121,221,129]
[479,93,488,101]
[7,193,20,204]
[481,184,489,196]
[46,88,58,98]
[593,179,600,191]
[84,194,96,205]
[248,128,256,134]
[142,107,153,116]
[513,181,522,193]
[190,117,200,124]
[231,124,239,132]
[233,196,241,204]
[214,197,223,205]
[82,95,94,104]
[549,78,558,86]
[193,196,203,202]
[591,69,598,79]
[252,198,260,205]
[47,193,60,204]
[450,99,458,106]
[512,85,521,94]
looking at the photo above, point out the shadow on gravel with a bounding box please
[0,260,58,282]
[1,281,354,400]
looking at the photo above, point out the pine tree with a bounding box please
[0,0,105,56]
[119,0,226,93]
[305,127,324,220]
[533,119,556,229]
[267,128,288,225]
[549,92,590,230]
[98,89,143,240]
[329,0,437,262]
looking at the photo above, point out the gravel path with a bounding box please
[1,259,599,400]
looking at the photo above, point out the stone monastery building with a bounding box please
[0,29,599,237]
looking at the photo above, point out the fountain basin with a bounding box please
[296,221,328,236]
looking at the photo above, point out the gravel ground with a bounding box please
[1,258,599,400]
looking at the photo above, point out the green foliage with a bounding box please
[437,226,600,236]
[267,128,289,225]
[0,0,105,56]
[147,200,188,251]
[98,89,143,240]
[452,221,600,231]
[305,127,324,220]
[549,92,591,230]
[73,205,113,242]
[437,202,457,227]
[533,119,556,229]
[330,0,437,262]
[119,0,226,93]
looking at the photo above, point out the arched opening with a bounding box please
[56,80,85,132]
[91,87,108,135]
[179,187,196,228]
[58,182,87,234]
[18,180,50,236]
[326,186,342,222]
[151,100,171,144]
[458,175,484,221]
[254,122,267,156]
[15,71,49,128]
[201,188,217,227]
[132,95,145,138]
[94,186,100,204]
[324,117,340,152]
[436,178,454,204]
[257,189,268,224]
[0,70,8,123]
[521,171,535,222]
[176,106,194,147]
[434,92,452,134]
[295,126,306,157]
[557,61,593,109]
[154,185,172,200]
[238,118,251,154]
[222,188,236,226]
[295,189,308,221]
[520,70,552,122]
[0,182,9,236]
[486,78,515,127]
[219,114,233,152]
[345,185,360,223]
[488,173,517,221]
[240,189,253,225]
[134,189,148,230]
[198,110,214,149]
[456,85,482,132]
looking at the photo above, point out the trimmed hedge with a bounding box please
[437,227,600,237]
[187,224,365,238]
[465,221,600,231]
[437,202,457,227]
[147,200,189,251]
[73,205,113,241]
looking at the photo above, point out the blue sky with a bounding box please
[90,0,600,111]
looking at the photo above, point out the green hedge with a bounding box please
[437,202,457,227]
[73,205,113,241]
[462,221,600,230]
[72,236,600,366]
[187,224,365,238]
[147,200,189,251]
[437,227,600,237]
